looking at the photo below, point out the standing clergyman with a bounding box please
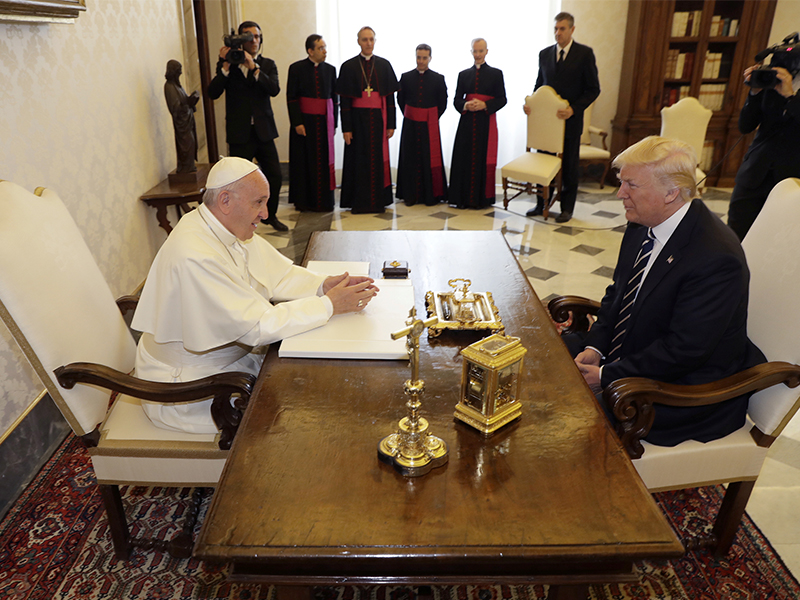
[337,26,399,213]
[449,38,507,209]
[286,34,338,212]
[396,44,448,206]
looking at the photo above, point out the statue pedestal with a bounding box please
[168,169,202,185]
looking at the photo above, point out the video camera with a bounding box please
[223,29,254,66]
[747,32,800,89]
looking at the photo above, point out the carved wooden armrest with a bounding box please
[547,295,601,335]
[588,125,609,150]
[115,295,139,316]
[55,363,256,450]
[603,362,800,459]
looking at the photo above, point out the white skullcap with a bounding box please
[206,156,259,189]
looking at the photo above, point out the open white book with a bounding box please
[279,262,415,360]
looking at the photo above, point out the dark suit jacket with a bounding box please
[208,55,280,145]
[734,88,800,189]
[534,41,600,138]
[584,200,765,445]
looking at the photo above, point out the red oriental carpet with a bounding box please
[1,436,798,600]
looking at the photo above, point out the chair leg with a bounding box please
[599,162,609,189]
[502,177,509,209]
[712,480,756,557]
[100,484,132,560]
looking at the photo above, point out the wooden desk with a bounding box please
[195,231,683,599]
[139,164,210,234]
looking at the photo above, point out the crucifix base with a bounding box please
[377,417,448,477]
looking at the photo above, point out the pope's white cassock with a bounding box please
[131,202,332,433]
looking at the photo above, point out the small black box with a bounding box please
[382,260,409,279]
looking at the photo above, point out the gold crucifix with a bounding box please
[378,307,447,477]
[364,84,374,97]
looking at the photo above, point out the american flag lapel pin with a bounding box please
[667,256,674,264]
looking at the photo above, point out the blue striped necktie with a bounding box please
[607,229,655,363]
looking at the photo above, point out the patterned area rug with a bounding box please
[1,436,798,600]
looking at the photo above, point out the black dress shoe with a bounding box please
[526,205,544,217]
[261,216,288,231]
[555,211,573,223]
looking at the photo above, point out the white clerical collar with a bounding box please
[360,53,373,60]
[199,203,238,247]
[652,199,692,247]
[417,69,427,74]
[557,39,574,59]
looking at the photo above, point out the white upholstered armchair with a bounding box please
[0,181,256,560]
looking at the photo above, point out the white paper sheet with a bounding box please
[305,261,370,277]
[279,279,415,360]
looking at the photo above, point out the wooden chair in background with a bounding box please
[500,86,567,219]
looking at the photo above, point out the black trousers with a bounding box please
[230,126,282,219]
[536,132,580,213]
[727,170,780,241]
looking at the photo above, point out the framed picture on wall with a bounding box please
[0,0,86,23]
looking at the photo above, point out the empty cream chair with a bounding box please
[500,86,567,219]
[578,103,611,188]
[660,97,713,192]
[548,178,800,557]
[0,181,255,560]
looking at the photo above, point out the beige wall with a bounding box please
[0,0,185,435]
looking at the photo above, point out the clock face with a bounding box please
[495,366,516,408]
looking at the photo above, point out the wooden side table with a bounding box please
[140,164,210,234]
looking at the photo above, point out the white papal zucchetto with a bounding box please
[206,156,259,189]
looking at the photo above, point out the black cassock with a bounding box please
[337,55,398,213]
[287,58,338,212]
[448,64,507,209]
[396,69,448,206]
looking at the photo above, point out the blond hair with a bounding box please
[613,136,697,202]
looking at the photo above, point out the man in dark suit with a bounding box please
[525,12,600,223]
[572,136,765,446]
[727,64,800,240]
[208,20,287,231]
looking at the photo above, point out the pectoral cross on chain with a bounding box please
[364,84,374,97]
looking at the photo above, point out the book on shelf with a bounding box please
[683,53,695,79]
[698,84,726,111]
[731,19,739,36]
[675,53,686,80]
[672,10,703,37]
[692,10,702,36]
[710,15,721,36]
[703,52,723,78]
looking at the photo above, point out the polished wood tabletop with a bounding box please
[194,231,683,593]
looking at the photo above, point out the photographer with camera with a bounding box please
[727,34,800,241]
[208,20,287,231]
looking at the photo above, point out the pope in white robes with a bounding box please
[132,157,377,433]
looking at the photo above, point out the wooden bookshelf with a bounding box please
[611,0,777,186]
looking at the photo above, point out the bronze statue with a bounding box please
[164,60,199,173]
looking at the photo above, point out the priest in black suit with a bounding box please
[526,12,600,223]
[208,20,287,231]
[396,44,448,206]
[337,26,398,213]
[449,38,507,209]
[286,34,338,212]
[571,136,765,447]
